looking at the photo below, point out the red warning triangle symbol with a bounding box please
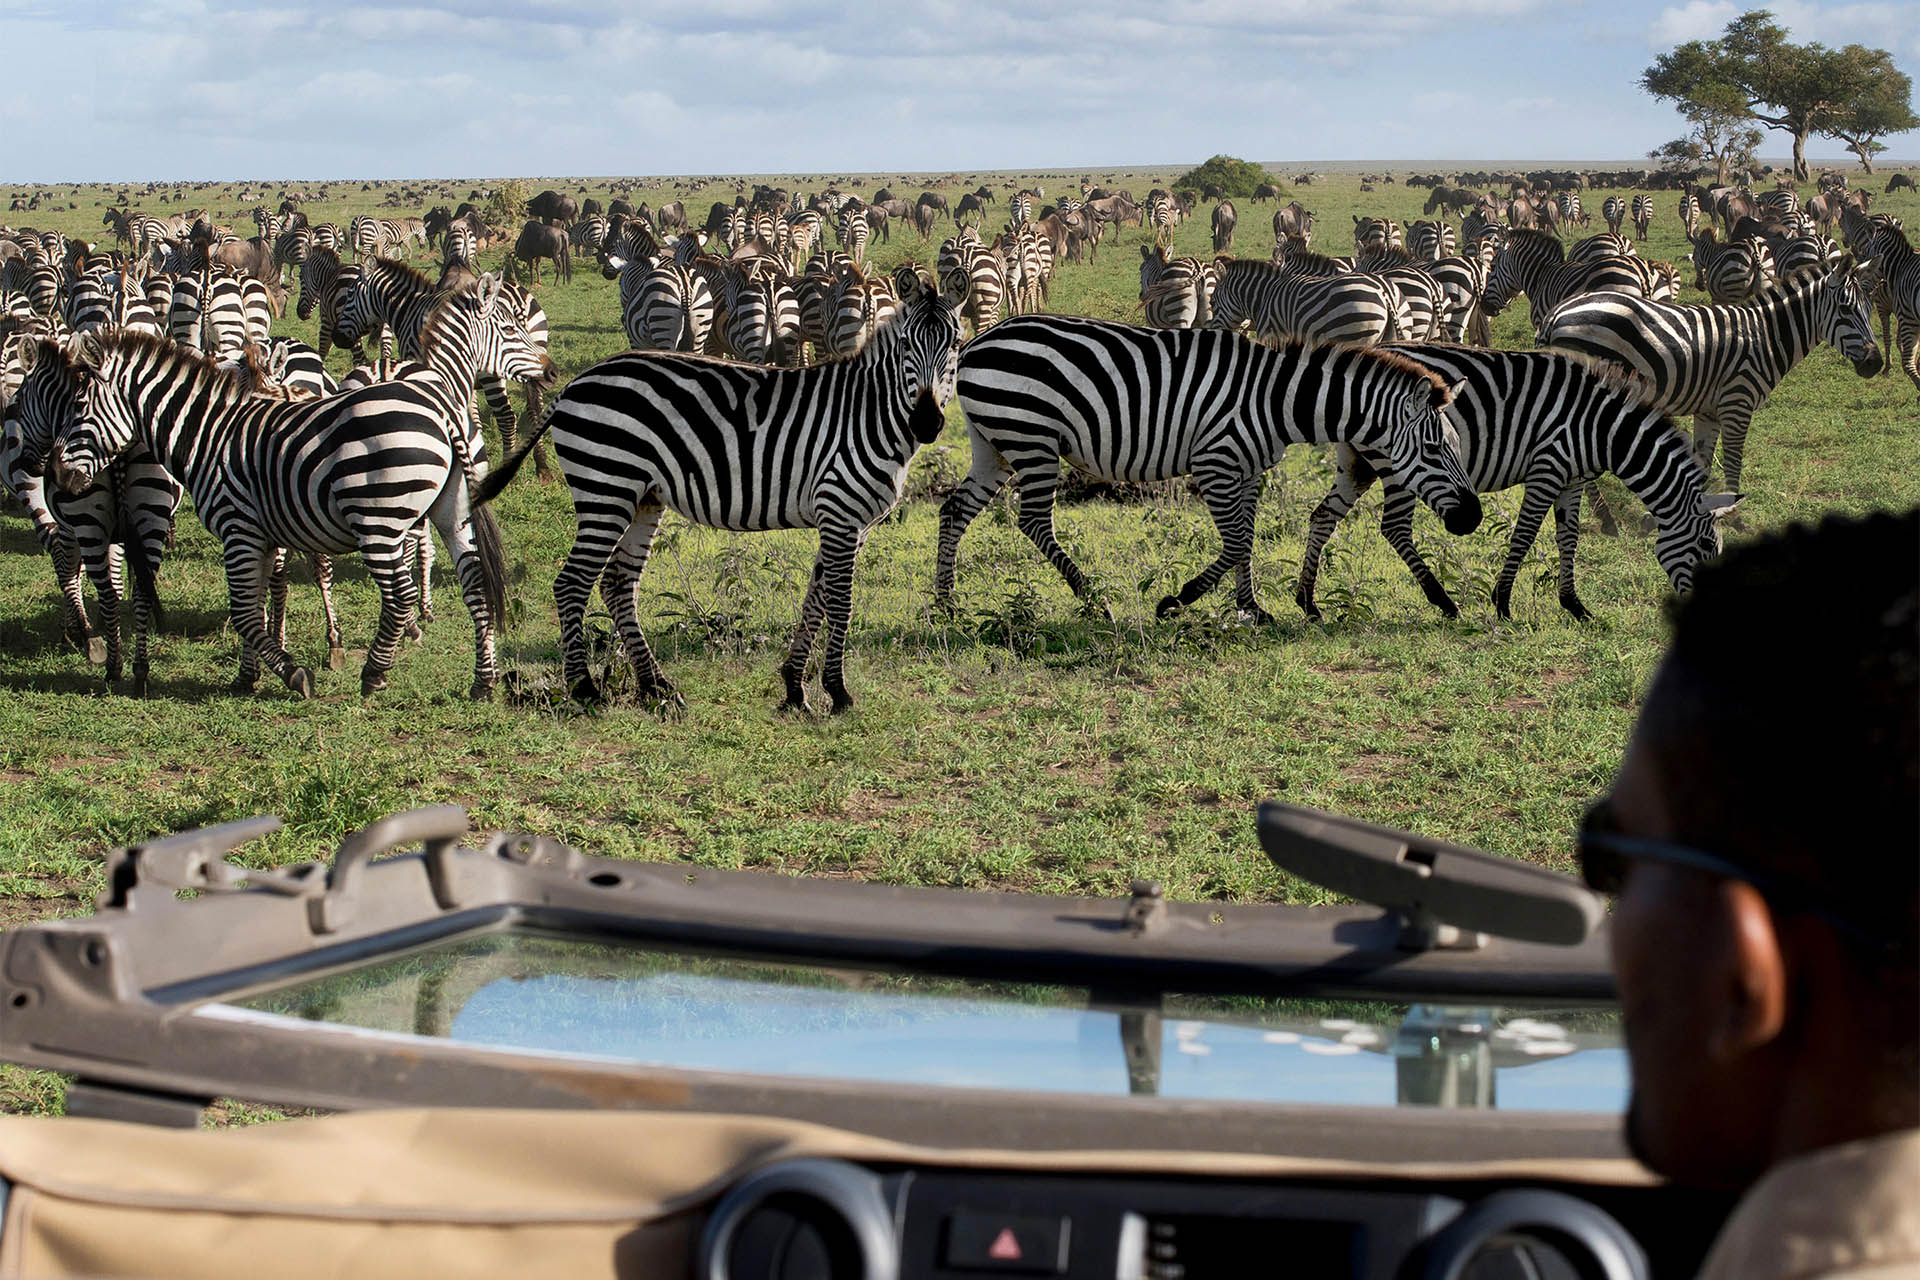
[988,1227,1023,1261]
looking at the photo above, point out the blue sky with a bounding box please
[1,0,1913,182]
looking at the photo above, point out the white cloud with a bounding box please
[1648,0,1737,45]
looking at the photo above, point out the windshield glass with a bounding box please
[211,931,1625,1112]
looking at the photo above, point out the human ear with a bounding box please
[1706,880,1787,1064]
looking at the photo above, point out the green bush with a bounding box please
[488,178,530,226]
[1173,155,1281,199]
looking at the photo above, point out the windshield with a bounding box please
[212,930,1625,1112]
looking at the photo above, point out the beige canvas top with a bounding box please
[0,1107,1655,1278]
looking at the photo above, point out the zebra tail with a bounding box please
[472,393,560,507]
[468,500,508,628]
[112,470,164,627]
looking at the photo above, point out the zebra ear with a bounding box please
[892,265,925,301]
[15,338,36,374]
[1429,378,1463,409]
[70,330,106,373]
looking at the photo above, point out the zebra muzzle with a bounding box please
[1442,492,1484,536]
[1853,350,1885,377]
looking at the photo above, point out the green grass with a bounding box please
[1,169,1914,934]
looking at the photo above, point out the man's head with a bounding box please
[1601,508,1918,1189]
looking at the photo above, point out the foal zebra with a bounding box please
[937,316,1482,622]
[474,268,965,714]
[1294,346,1740,623]
[1541,259,1884,490]
[49,287,551,699]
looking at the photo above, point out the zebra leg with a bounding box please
[814,522,872,715]
[427,487,502,701]
[356,538,420,698]
[1377,478,1459,618]
[553,503,635,704]
[48,531,95,657]
[1011,462,1107,614]
[779,552,831,715]
[79,540,126,685]
[1162,466,1258,619]
[224,542,312,698]
[1491,484,1561,620]
[1689,411,1721,484]
[267,548,291,656]
[1551,487,1592,620]
[313,554,346,670]
[598,503,676,704]
[933,444,1012,609]
[1716,407,1756,495]
[413,526,435,630]
[1897,315,1920,397]
[1295,446,1378,621]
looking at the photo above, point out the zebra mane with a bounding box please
[307,243,340,270]
[1505,227,1565,259]
[1341,343,1450,399]
[81,329,260,405]
[416,287,485,362]
[366,254,435,294]
[1556,351,1665,412]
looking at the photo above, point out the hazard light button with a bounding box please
[943,1210,1071,1274]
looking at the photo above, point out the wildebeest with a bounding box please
[528,189,578,226]
[1251,183,1280,204]
[1212,200,1237,254]
[1423,187,1482,217]
[513,221,572,283]
[656,201,688,232]
[582,198,603,217]
[609,198,634,219]
[1890,174,1917,195]
[209,234,277,282]
[1271,201,1314,245]
[955,192,985,226]
[917,191,949,221]
[909,202,938,238]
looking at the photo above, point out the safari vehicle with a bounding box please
[0,804,1730,1279]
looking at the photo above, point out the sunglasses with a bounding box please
[1577,797,1897,953]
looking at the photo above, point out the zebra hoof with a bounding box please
[1240,606,1276,627]
[360,669,389,697]
[405,622,425,643]
[568,677,603,706]
[288,667,315,700]
[1560,595,1594,622]
[644,689,687,720]
[1080,594,1115,623]
[1421,583,1461,618]
[231,673,259,695]
[468,680,496,702]
[87,637,108,665]
[327,646,346,671]
[132,671,149,700]
[1493,592,1515,621]
[105,658,123,684]
[778,694,815,716]
[1154,595,1183,619]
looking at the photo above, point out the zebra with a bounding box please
[349,215,408,260]
[1688,228,1775,303]
[168,267,250,357]
[1602,197,1627,235]
[1877,223,1920,395]
[1540,259,1884,491]
[1678,192,1702,238]
[62,274,114,334]
[1408,220,1456,262]
[938,233,1005,336]
[1556,192,1590,228]
[1567,232,1634,263]
[721,267,802,366]
[1352,216,1401,256]
[5,338,182,694]
[1138,246,1214,329]
[935,316,1481,621]
[1294,345,1741,623]
[48,284,548,700]
[1009,191,1034,226]
[837,207,871,264]
[1209,257,1400,346]
[442,222,480,271]
[1840,206,1907,361]
[1632,194,1655,241]
[1145,193,1177,245]
[295,246,374,364]
[1481,229,1662,334]
[568,215,611,256]
[1756,189,1801,223]
[472,266,966,714]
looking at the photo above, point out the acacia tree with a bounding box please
[1823,50,1919,173]
[1643,10,1915,182]
[1649,76,1765,184]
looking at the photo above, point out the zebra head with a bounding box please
[54,332,141,495]
[472,274,558,389]
[1821,255,1885,377]
[296,246,335,321]
[6,337,79,477]
[1366,356,1482,536]
[882,266,964,444]
[1657,491,1743,594]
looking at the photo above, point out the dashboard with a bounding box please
[701,1159,1730,1280]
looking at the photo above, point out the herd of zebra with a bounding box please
[0,166,1911,712]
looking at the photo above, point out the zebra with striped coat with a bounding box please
[1408,220,1456,263]
[1208,256,1401,347]
[5,339,182,694]
[1482,229,1666,334]
[48,284,551,699]
[1631,194,1655,240]
[938,232,1005,336]
[1294,346,1741,622]
[1541,259,1884,490]
[1688,228,1775,303]
[473,267,966,714]
[1602,197,1627,234]
[937,316,1480,622]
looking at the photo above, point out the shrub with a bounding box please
[488,178,530,226]
[1173,155,1282,199]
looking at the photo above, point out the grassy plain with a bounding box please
[0,164,1913,939]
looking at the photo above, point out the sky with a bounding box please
[1,0,1914,183]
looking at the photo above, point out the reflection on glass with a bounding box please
[218,932,1626,1112]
